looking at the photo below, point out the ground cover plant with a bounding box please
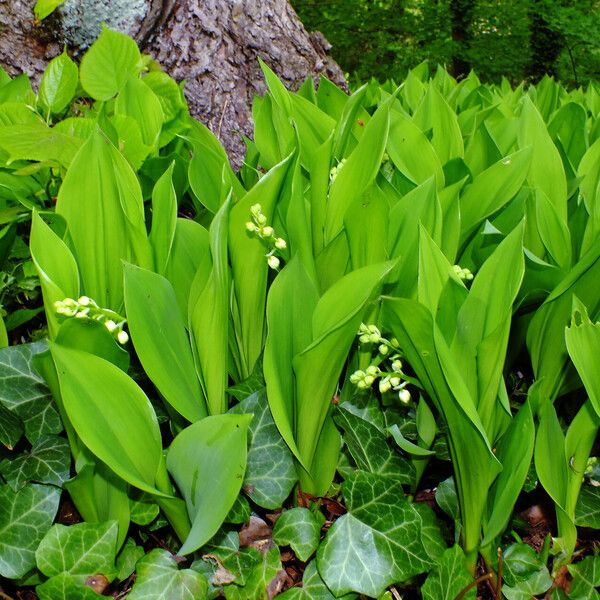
[0,29,599,599]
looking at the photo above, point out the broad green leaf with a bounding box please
[388,423,435,456]
[79,28,142,101]
[317,471,430,597]
[39,49,78,115]
[115,76,164,148]
[189,198,230,415]
[414,502,447,562]
[229,389,296,509]
[223,545,282,600]
[50,344,164,496]
[115,538,144,582]
[56,130,152,311]
[111,114,151,170]
[0,483,60,579]
[335,406,414,484]
[272,508,324,562]
[264,257,319,464]
[229,154,293,378]
[575,486,600,528]
[129,494,160,526]
[435,477,459,521]
[0,341,61,443]
[421,545,475,600]
[482,402,534,546]
[124,263,206,422]
[325,100,390,242]
[36,521,118,579]
[127,549,208,600]
[34,0,66,20]
[225,495,251,524]
[0,434,70,492]
[277,560,356,600]
[149,163,177,275]
[535,188,572,268]
[459,148,531,240]
[36,573,105,599]
[567,555,600,600]
[387,109,444,188]
[565,297,600,418]
[166,414,251,555]
[0,401,22,449]
[502,543,553,600]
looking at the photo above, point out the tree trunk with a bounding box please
[450,0,475,79]
[0,0,345,164]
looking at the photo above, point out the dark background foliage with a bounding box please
[292,0,600,86]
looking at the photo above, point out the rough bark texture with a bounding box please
[0,0,345,164]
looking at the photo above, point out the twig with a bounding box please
[496,547,503,599]
[217,97,230,139]
[453,572,493,600]
[390,586,402,600]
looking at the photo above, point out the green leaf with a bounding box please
[435,477,459,521]
[34,0,66,20]
[567,555,600,600]
[166,414,251,555]
[277,560,356,600]
[334,406,414,484]
[39,49,78,114]
[79,28,142,101]
[388,423,435,457]
[501,543,553,600]
[225,495,250,525]
[36,521,118,579]
[0,483,61,579]
[575,485,600,529]
[149,163,177,276]
[127,549,208,600]
[272,508,324,562]
[223,545,282,600]
[229,389,296,509]
[36,573,105,599]
[413,502,447,562]
[0,401,23,449]
[0,341,61,443]
[0,434,70,491]
[56,129,152,311]
[421,545,475,600]
[124,263,206,422]
[129,494,160,526]
[317,471,430,597]
[50,344,164,496]
[115,538,145,581]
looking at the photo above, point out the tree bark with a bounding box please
[0,0,345,164]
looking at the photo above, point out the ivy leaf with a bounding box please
[127,549,208,600]
[0,434,70,491]
[334,406,414,485]
[115,538,144,582]
[0,483,61,579]
[229,389,296,509]
[575,485,600,529]
[317,471,431,597]
[277,561,357,600]
[421,545,475,600]
[413,502,447,561]
[129,494,160,526]
[36,572,106,599]
[272,508,325,562]
[0,342,61,443]
[340,396,386,432]
[501,543,552,600]
[225,495,251,525]
[567,555,600,600]
[36,521,118,580]
[223,546,284,600]
[0,400,23,449]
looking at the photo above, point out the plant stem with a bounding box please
[454,572,492,600]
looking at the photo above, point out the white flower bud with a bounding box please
[379,344,389,355]
[75,309,89,318]
[379,379,392,393]
[117,330,129,345]
[246,222,258,232]
[250,203,262,215]
[390,338,399,348]
[104,320,117,332]
[359,334,371,344]
[364,375,375,386]
[356,380,368,389]
[369,333,381,343]
[359,323,369,333]
[390,376,401,388]
[275,237,287,249]
[257,214,267,226]
[54,300,64,310]
[398,388,411,403]
[349,370,363,384]
[392,359,402,372]
[261,226,274,237]
[267,255,280,270]
[366,365,379,376]
[77,296,91,306]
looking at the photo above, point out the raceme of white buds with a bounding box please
[54,296,129,345]
[329,157,347,183]
[453,264,474,281]
[245,203,287,270]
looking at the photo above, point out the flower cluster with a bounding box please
[54,296,129,345]
[453,264,474,281]
[245,203,287,270]
[329,158,347,183]
[349,323,411,403]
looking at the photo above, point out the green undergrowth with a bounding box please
[0,26,599,600]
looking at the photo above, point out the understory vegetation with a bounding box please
[0,25,599,600]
